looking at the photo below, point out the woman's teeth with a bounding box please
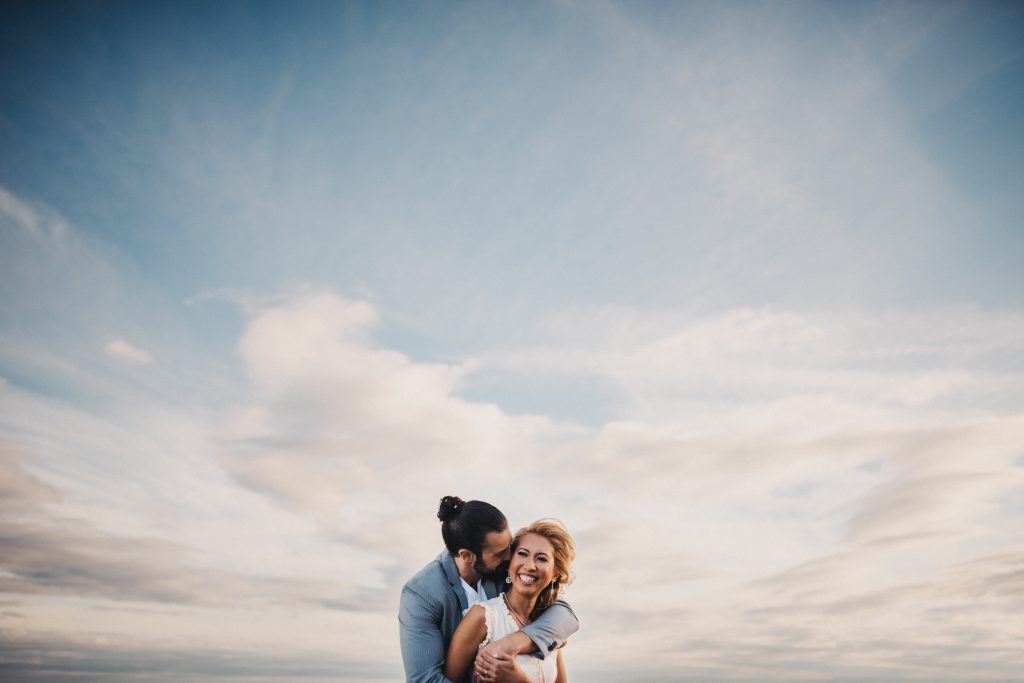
[518,574,537,585]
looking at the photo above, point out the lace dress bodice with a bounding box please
[476,596,557,683]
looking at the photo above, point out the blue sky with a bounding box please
[2,1,1023,681]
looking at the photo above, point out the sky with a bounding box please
[1,1,1023,681]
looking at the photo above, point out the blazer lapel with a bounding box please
[440,551,469,612]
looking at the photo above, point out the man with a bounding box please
[399,496,579,683]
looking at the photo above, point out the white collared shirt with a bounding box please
[460,577,488,608]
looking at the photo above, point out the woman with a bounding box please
[444,519,575,683]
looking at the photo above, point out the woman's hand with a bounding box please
[474,650,530,683]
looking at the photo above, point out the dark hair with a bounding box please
[437,495,507,558]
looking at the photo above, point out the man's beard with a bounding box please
[475,558,509,582]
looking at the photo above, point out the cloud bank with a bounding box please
[2,282,1022,680]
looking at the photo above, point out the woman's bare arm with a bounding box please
[444,605,487,683]
[554,649,567,683]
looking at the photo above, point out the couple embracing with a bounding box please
[399,496,579,683]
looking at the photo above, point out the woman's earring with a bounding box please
[505,576,512,584]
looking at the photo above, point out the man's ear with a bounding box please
[457,548,476,565]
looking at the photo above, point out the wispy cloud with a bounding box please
[104,339,154,365]
[0,634,395,683]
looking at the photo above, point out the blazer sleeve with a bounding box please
[519,599,579,659]
[398,585,458,683]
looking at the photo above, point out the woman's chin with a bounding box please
[511,581,541,597]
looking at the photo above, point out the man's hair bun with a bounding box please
[436,496,507,559]
[437,495,465,523]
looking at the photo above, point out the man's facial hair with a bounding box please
[475,556,509,581]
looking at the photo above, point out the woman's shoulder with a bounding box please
[454,603,488,644]
[463,603,487,623]
[469,597,505,622]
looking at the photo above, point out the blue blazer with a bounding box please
[399,551,579,683]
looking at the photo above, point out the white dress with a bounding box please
[476,596,558,683]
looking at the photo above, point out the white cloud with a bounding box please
[0,185,45,238]
[3,287,1023,679]
[104,339,155,365]
[217,290,564,573]
[199,290,1024,678]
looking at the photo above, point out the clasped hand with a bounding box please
[474,640,529,683]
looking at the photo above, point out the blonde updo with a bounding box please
[513,518,575,619]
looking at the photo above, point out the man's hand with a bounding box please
[474,650,529,683]
[478,631,536,658]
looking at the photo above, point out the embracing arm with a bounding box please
[519,600,578,658]
[478,599,578,663]
[475,601,575,683]
[398,585,456,683]
[443,605,487,683]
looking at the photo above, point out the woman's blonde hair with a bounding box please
[513,518,575,620]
